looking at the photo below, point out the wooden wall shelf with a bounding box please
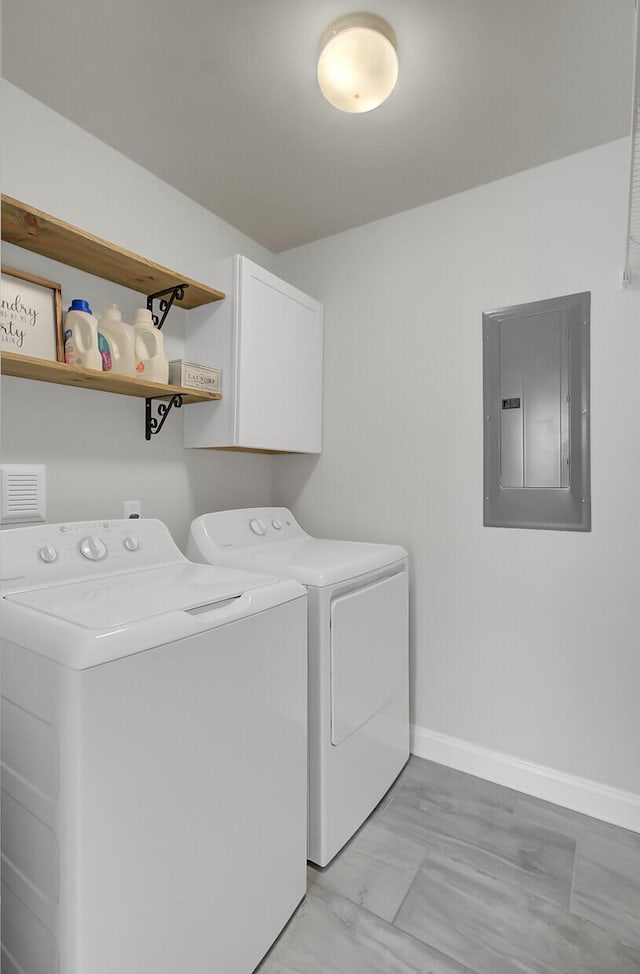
[1,196,224,308]
[1,352,222,403]
[0,352,222,404]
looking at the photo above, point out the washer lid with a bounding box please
[2,562,305,669]
[194,538,407,587]
[5,562,274,629]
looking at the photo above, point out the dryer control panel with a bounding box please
[195,507,309,551]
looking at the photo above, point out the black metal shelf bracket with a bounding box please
[146,283,189,330]
[142,282,189,438]
[145,394,183,441]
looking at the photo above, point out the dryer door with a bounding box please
[330,569,408,746]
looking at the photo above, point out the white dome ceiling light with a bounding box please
[317,13,398,114]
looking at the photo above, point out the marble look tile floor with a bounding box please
[256,757,640,974]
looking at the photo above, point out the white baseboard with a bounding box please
[411,724,640,834]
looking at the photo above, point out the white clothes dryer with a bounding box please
[0,518,307,974]
[188,507,409,867]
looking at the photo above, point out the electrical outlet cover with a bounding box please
[123,500,141,518]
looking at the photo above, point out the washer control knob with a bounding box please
[123,536,139,552]
[272,519,282,530]
[38,545,58,564]
[249,518,266,536]
[79,536,107,561]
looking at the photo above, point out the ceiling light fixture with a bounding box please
[317,12,398,114]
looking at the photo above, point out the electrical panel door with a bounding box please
[483,292,590,531]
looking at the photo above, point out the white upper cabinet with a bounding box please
[184,256,323,453]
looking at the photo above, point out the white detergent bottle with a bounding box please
[133,308,169,384]
[63,299,102,370]
[97,304,137,376]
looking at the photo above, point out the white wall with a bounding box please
[275,138,640,796]
[1,82,276,547]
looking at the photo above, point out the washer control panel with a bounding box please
[1,519,182,594]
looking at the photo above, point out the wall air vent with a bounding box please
[1,464,46,524]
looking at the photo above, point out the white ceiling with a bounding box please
[2,0,635,252]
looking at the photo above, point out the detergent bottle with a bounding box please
[97,304,137,376]
[63,299,102,370]
[133,308,169,384]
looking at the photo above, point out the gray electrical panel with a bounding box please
[483,292,590,531]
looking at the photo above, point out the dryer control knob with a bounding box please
[249,518,266,536]
[123,536,139,552]
[38,545,58,564]
[272,519,282,530]
[80,536,107,561]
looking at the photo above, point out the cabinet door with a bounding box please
[236,259,323,453]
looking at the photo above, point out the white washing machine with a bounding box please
[188,507,409,867]
[0,518,308,974]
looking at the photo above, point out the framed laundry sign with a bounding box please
[0,266,63,362]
